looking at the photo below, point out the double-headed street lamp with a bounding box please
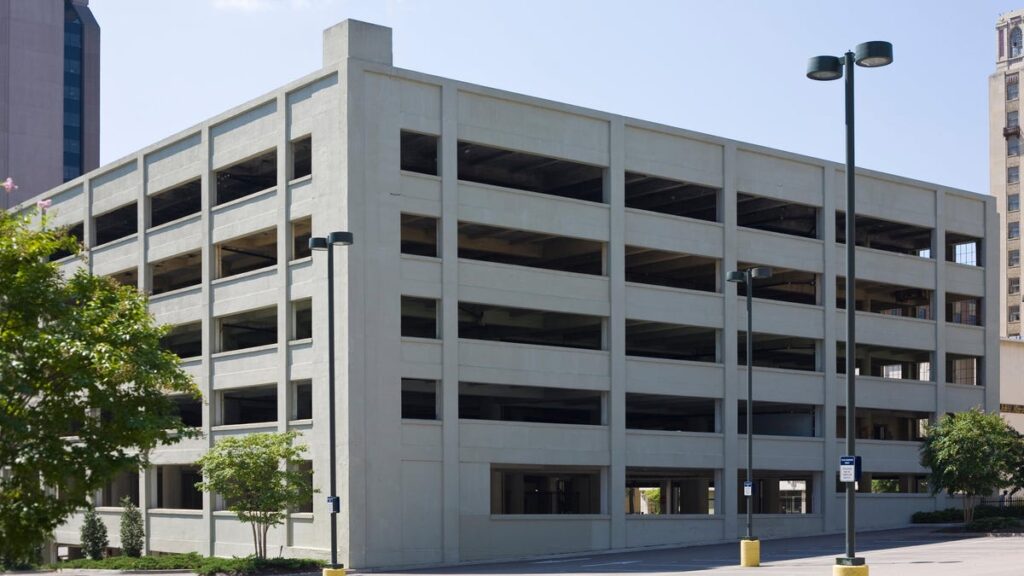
[727,266,772,568]
[807,40,893,574]
[309,231,354,573]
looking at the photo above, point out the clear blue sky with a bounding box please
[90,0,1023,194]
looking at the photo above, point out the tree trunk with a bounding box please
[963,494,974,524]
[262,524,270,559]
[251,522,259,558]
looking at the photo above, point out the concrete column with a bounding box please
[721,141,739,539]
[137,152,149,292]
[984,198,1001,413]
[607,117,626,547]
[274,94,292,546]
[199,125,215,556]
[439,81,461,563]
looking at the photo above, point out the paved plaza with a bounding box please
[384,527,1024,576]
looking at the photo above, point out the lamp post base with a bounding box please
[834,556,868,576]
[739,539,760,567]
[323,567,348,576]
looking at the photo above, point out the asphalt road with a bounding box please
[382,526,1024,576]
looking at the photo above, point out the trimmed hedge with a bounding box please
[966,516,1022,532]
[911,508,962,523]
[49,552,325,575]
[974,504,1024,519]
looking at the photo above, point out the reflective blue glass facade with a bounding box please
[63,0,84,182]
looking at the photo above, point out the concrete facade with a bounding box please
[31,20,998,569]
[0,0,99,208]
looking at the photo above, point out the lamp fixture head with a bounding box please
[854,41,893,68]
[806,55,843,81]
[309,237,329,251]
[726,270,747,283]
[750,267,773,280]
[328,231,354,246]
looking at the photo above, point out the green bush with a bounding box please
[966,516,1022,532]
[50,553,325,575]
[119,497,145,557]
[974,504,1024,519]
[911,508,963,523]
[79,507,108,560]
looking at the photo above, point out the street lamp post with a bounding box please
[807,40,893,573]
[309,231,354,574]
[727,266,772,568]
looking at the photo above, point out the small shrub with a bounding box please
[119,497,144,557]
[49,553,325,575]
[966,516,1022,532]
[911,508,962,523]
[79,507,108,560]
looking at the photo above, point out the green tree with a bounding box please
[197,432,315,559]
[79,507,108,560]
[0,206,200,566]
[920,408,1022,523]
[119,497,144,558]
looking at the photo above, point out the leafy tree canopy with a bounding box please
[920,407,1022,522]
[197,432,314,559]
[0,208,200,566]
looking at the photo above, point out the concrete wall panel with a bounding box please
[146,134,203,195]
[459,260,609,316]
[737,150,822,207]
[626,285,723,328]
[91,162,139,217]
[624,126,723,188]
[458,339,609,390]
[625,431,724,469]
[459,183,610,242]
[211,101,278,169]
[458,92,608,167]
[624,210,723,257]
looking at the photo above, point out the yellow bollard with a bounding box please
[833,565,869,576]
[739,538,760,567]
[323,568,347,576]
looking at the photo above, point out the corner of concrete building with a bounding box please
[323,19,393,67]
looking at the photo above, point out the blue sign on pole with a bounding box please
[839,455,862,482]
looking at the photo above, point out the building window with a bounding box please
[946,355,980,386]
[1011,137,1021,156]
[625,468,715,515]
[1012,250,1021,267]
[291,136,311,180]
[1011,222,1021,240]
[292,380,312,421]
[1011,194,1021,212]
[491,467,601,514]
[401,378,438,420]
[1010,167,1020,184]
[737,472,814,514]
[1010,111,1020,129]
[1013,27,1023,58]
[1011,75,1021,100]
[1011,305,1021,323]
[155,465,203,510]
[221,385,277,425]
[1011,278,1020,294]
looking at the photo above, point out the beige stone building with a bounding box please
[990,10,1024,429]
[26,19,998,569]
